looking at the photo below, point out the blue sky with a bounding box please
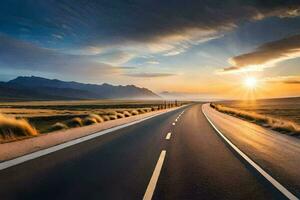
[0,1,300,98]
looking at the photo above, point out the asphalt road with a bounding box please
[203,103,300,198]
[0,104,288,199]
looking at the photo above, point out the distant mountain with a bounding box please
[0,76,160,101]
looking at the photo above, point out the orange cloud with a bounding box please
[263,75,300,84]
[221,34,300,73]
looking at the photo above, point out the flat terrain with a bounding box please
[0,100,182,133]
[220,97,300,124]
[0,104,291,200]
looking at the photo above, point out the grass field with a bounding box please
[219,97,300,124]
[0,100,185,142]
[213,97,300,136]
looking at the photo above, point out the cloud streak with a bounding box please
[145,61,159,65]
[124,72,176,78]
[1,1,299,56]
[96,50,135,65]
[263,75,300,84]
[0,34,124,77]
[1,0,300,83]
[221,34,300,73]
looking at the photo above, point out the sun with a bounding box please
[244,77,257,89]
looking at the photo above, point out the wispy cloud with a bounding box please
[1,1,299,57]
[0,34,125,77]
[263,75,300,84]
[284,80,300,84]
[145,60,159,65]
[95,50,135,65]
[1,0,300,84]
[164,48,187,56]
[124,72,176,78]
[220,34,300,73]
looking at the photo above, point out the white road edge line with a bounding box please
[202,106,298,200]
[143,150,166,200]
[0,106,186,171]
[165,132,172,140]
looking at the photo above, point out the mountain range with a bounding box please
[0,76,160,101]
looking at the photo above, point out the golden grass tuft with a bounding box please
[66,117,83,128]
[97,111,106,115]
[116,113,125,119]
[82,117,98,125]
[122,111,132,117]
[0,114,38,140]
[137,109,146,114]
[144,108,152,112]
[107,111,118,116]
[50,122,68,131]
[108,115,118,120]
[151,107,158,111]
[210,103,300,135]
[101,115,111,121]
[130,110,139,115]
[83,114,104,125]
[88,114,104,123]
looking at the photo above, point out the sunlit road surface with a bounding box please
[0,104,296,199]
[203,103,300,198]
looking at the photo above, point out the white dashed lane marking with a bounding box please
[165,132,172,140]
[143,150,166,200]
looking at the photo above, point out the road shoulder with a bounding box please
[0,106,183,163]
[202,103,300,198]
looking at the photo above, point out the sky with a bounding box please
[0,0,300,99]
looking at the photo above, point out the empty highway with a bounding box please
[0,104,294,199]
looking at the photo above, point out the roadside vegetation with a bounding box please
[0,100,185,143]
[45,107,167,132]
[0,115,38,142]
[218,97,300,124]
[210,103,300,136]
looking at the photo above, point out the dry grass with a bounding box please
[130,110,139,115]
[0,100,185,137]
[49,122,68,131]
[82,117,98,125]
[108,115,118,120]
[210,103,300,136]
[66,117,83,128]
[0,115,38,141]
[101,115,111,121]
[47,102,183,133]
[143,108,152,112]
[151,107,158,111]
[88,114,104,123]
[116,113,125,119]
[219,97,300,124]
[137,109,146,114]
[106,111,118,116]
[122,111,132,117]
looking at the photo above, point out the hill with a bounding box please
[0,76,160,101]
